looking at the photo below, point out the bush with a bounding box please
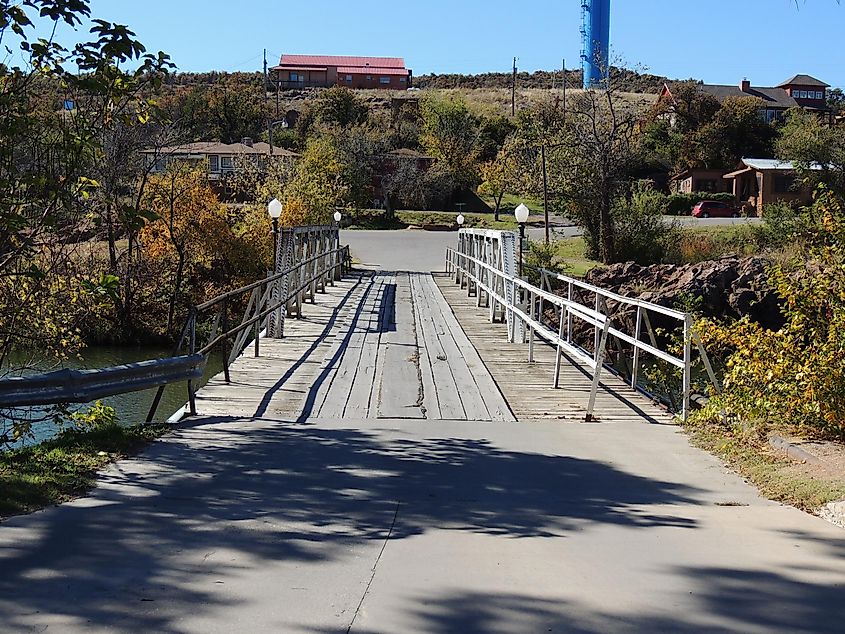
[761,201,813,247]
[694,191,845,439]
[665,191,735,216]
[613,182,680,264]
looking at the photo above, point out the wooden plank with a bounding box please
[419,273,515,422]
[317,275,382,419]
[376,272,425,419]
[410,273,467,420]
[344,274,390,418]
[415,273,492,421]
[413,275,442,421]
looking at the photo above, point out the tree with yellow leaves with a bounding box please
[141,162,231,334]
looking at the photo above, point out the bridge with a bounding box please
[1,227,843,632]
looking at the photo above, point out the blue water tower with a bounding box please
[580,0,610,89]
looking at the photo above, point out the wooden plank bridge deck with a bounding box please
[195,270,515,423]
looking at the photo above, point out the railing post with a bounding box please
[632,305,643,389]
[187,314,198,416]
[221,298,231,383]
[594,292,601,362]
[683,314,692,422]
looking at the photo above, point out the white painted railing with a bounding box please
[446,229,719,421]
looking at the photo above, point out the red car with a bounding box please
[691,200,740,218]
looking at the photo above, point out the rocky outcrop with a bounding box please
[582,256,783,330]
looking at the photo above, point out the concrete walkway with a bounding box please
[1,415,844,632]
[1,257,845,632]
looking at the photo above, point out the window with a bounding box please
[209,155,219,172]
[816,91,824,99]
[221,156,233,172]
[800,90,809,98]
[774,176,796,193]
[379,76,391,84]
[696,179,717,192]
[366,75,371,80]
[346,75,352,81]
[290,72,298,82]
[400,76,407,83]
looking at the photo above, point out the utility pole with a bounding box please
[264,49,272,154]
[541,143,550,244]
[511,57,517,116]
[562,58,566,117]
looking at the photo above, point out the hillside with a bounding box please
[413,67,689,93]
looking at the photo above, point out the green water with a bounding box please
[2,346,224,448]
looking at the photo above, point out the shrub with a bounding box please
[694,190,845,439]
[666,191,735,216]
[613,182,680,264]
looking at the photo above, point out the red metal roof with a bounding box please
[276,66,328,72]
[279,54,406,69]
[336,66,410,76]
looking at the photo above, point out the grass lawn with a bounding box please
[0,422,171,519]
[537,236,602,278]
[479,193,545,217]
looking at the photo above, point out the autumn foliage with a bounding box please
[694,190,845,439]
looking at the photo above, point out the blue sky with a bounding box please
[38,0,845,88]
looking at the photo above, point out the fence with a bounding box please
[446,228,718,421]
[0,226,351,422]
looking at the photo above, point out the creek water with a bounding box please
[2,346,224,448]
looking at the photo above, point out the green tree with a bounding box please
[478,141,524,220]
[552,88,643,263]
[419,94,482,188]
[777,108,845,197]
[692,96,775,168]
[0,0,171,361]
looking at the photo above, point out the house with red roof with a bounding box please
[271,54,412,90]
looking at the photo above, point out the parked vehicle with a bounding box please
[691,200,739,218]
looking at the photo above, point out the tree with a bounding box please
[164,75,266,143]
[419,95,482,188]
[827,87,845,115]
[141,163,230,335]
[478,141,523,220]
[0,0,171,361]
[777,108,845,197]
[552,88,643,263]
[692,96,775,168]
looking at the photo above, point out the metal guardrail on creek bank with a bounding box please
[0,225,351,421]
[445,229,719,422]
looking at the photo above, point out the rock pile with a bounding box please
[582,256,783,330]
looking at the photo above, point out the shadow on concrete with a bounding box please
[0,420,706,631]
[340,575,845,634]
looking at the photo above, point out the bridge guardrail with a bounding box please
[0,355,205,408]
[446,233,719,421]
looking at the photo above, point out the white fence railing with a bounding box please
[446,229,719,421]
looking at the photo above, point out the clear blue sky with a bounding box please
[47,0,845,88]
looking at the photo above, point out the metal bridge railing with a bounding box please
[0,228,352,422]
[446,236,719,422]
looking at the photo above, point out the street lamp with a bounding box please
[268,198,282,273]
[334,210,342,224]
[456,214,465,227]
[515,203,529,278]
